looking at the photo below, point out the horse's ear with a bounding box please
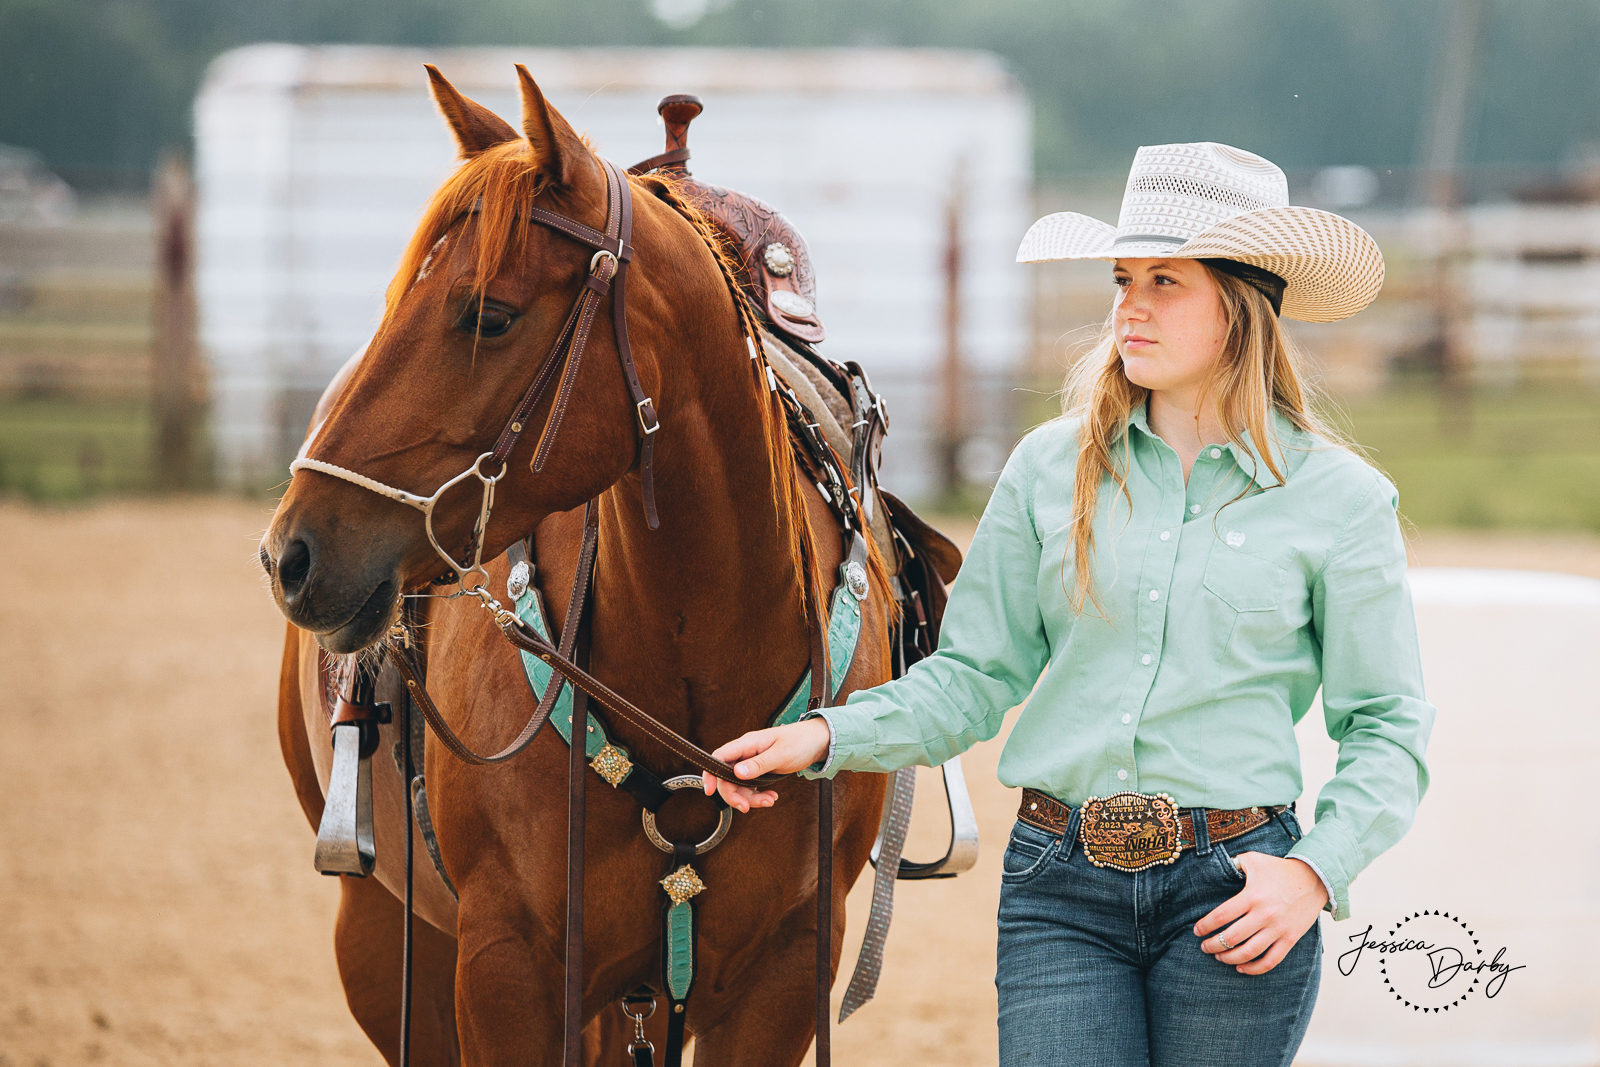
[515,64,594,188]
[426,64,519,159]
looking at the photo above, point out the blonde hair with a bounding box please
[1057,263,1384,620]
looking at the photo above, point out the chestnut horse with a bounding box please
[261,66,895,1065]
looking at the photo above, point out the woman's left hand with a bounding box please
[1194,854,1328,974]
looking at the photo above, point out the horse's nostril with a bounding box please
[278,539,313,595]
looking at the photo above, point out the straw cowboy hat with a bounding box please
[1016,141,1384,322]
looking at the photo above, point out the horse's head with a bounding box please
[262,66,661,653]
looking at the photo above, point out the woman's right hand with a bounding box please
[701,717,832,812]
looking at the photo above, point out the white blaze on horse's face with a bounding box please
[1112,257,1229,397]
[416,233,451,283]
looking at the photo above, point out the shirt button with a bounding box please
[1141,653,1152,665]
[1149,589,1160,601]
[1122,713,1132,724]
[1190,503,1201,514]
[1117,769,1128,781]
[1160,530,1171,541]
[1210,448,1222,459]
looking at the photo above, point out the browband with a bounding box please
[1202,258,1287,316]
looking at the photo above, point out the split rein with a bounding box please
[289,157,794,791]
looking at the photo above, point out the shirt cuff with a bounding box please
[797,709,838,778]
[1287,853,1338,917]
[1285,817,1359,921]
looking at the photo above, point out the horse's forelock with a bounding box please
[384,140,560,317]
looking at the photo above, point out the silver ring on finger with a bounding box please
[1217,935,1232,949]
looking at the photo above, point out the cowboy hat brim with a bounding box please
[1014,205,1384,323]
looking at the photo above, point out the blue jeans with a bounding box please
[995,803,1322,1067]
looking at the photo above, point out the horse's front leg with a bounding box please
[452,888,569,1065]
[687,894,845,1067]
[334,870,462,1066]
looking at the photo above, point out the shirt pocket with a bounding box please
[1202,537,1288,613]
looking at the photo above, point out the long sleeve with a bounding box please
[1286,472,1436,921]
[799,430,1052,778]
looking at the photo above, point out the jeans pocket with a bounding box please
[1211,840,1249,885]
[1000,820,1060,884]
[1212,811,1298,882]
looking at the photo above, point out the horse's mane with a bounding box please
[632,169,829,625]
[382,140,896,631]
[633,171,902,630]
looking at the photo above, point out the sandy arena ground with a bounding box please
[3,498,1598,1067]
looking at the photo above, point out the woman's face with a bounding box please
[1112,258,1230,397]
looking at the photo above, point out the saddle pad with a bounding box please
[768,574,866,728]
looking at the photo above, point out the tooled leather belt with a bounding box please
[1018,787,1292,872]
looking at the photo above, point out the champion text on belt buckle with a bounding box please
[1079,791,1182,872]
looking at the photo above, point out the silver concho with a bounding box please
[844,560,869,600]
[762,242,795,277]
[507,560,531,601]
[769,289,815,319]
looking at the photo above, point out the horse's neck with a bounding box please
[589,352,811,712]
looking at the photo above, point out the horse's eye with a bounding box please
[460,304,514,338]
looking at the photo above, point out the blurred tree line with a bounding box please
[4,0,1600,182]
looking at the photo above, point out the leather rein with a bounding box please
[290,156,810,791]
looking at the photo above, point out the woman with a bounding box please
[704,141,1436,1066]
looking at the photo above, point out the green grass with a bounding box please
[5,385,1600,534]
[1007,380,1600,534]
[0,398,157,500]
[1330,385,1600,532]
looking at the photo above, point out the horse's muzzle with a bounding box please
[263,527,401,653]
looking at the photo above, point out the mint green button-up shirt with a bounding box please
[804,399,1435,921]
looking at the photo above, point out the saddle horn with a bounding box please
[626,92,825,343]
[631,93,703,177]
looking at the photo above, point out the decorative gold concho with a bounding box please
[660,864,706,906]
[591,743,633,787]
[1079,791,1182,872]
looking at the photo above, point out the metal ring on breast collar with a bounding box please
[640,775,734,855]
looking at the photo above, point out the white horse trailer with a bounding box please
[194,44,1032,495]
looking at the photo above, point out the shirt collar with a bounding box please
[1127,396,1306,489]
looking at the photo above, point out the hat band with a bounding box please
[1202,258,1286,317]
[1113,233,1187,247]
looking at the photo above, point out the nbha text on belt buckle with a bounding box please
[1079,791,1182,872]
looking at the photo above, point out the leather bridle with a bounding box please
[289,155,840,1067]
[291,157,656,591]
